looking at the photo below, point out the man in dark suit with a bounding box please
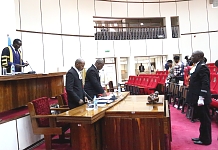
[139,63,145,72]
[66,58,88,109]
[84,59,107,99]
[186,50,211,145]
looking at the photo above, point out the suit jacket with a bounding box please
[84,64,104,99]
[186,61,211,106]
[66,67,85,109]
[139,65,145,72]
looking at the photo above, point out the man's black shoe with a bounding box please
[194,140,211,145]
[192,138,200,141]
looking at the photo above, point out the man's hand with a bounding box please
[102,92,107,97]
[84,97,88,103]
[197,96,204,106]
[78,99,84,105]
[24,62,29,67]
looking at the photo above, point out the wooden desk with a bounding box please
[57,93,171,150]
[0,72,65,112]
[102,95,171,150]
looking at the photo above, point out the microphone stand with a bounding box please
[84,91,93,101]
[26,61,36,74]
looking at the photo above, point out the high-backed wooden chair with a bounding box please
[57,93,69,109]
[28,97,70,150]
[108,81,117,92]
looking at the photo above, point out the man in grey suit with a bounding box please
[84,59,107,99]
[66,58,88,109]
[186,50,211,145]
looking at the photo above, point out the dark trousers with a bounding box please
[194,105,211,144]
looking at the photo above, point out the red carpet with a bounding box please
[170,105,218,150]
[34,105,218,150]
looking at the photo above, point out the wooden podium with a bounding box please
[0,72,65,112]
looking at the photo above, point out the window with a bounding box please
[171,16,180,38]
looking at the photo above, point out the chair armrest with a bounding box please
[32,115,59,127]
[50,108,69,111]
[59,105,69,108]
[32,114,58,118]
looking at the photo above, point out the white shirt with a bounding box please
[190,61,200,74]
[73,66,82,79]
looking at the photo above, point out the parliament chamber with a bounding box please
[1,0,218,149]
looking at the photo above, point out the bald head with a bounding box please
[75,58,85,71]
[95,59,105,70]
[191,50,204,63]
[75,58,85,65]
[193,50,204,58]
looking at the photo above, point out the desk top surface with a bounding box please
[0,72,66,81]
[57,93,166,124]
[106,95,164,112]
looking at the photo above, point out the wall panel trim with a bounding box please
[181,30,218,35]
[16,30,94,37]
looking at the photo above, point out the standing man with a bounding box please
[184,56,191,66]
[66,58,88,109]
[164,60,170,71]
[139,63,145,72]
[173,55,184,83]
[84,59,107,99]
[1,39,28,74]
[186,50,211,145]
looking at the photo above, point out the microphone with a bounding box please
[26,61,36,74]
[84,91,93,101]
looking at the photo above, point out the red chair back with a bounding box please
[209,66,217,74]
[61,93,68,105]
[32,97,50,127]
[159,75,167,84]
[207,63,215,67]
[126,76,136,85]
[150,77,160,88]
[139,77,150,87]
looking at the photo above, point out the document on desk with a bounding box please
[97,95,114,104]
